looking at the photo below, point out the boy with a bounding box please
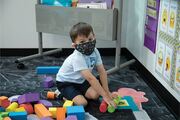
[56,22,116,107]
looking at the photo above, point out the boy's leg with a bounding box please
[79,80,99,100]
[85,87,99,100]
[56,81,88,106]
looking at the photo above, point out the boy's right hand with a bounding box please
[103,95,117,108]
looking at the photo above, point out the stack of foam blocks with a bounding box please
[0,93,85,120]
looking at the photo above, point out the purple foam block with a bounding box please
[66,115,78,120]
[78,0,113,9]
[41,117,53,120]
[18,93,40,104]
[38,100,53,108]
[42,76,54,88]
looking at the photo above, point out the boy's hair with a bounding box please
[69,22,94,43]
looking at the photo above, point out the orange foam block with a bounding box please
[20,103,34,114]
[3,117,11,120]
[47,92,56,100]
[56,107,66,120]
[34,104,52,119]
[0,96,10,108]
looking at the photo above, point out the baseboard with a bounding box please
[124,48,180,119]
[0,48,116,56]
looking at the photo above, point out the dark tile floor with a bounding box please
[0,55,176,120]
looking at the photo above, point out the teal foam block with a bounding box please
[0,107,5,112]
[36,66,60,74]
[9,112,27,120]
[67,106,85,120]
[117,96,139,111]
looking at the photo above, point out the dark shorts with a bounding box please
[56,80,91,100]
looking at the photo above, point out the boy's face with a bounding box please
[72,32,95,47]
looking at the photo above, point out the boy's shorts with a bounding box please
[56,80,91,100]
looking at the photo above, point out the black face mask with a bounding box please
[75,40,96,56]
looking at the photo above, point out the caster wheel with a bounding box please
[17,63,25,69]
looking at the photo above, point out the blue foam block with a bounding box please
[9,112,27,120]
[36,66,60,74]
[117,96,139,111]
[67,106,85,120]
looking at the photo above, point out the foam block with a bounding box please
[42,76,54,88]
[0,107,5,112]
[66,115,77,120]
[36,66,60,74]
[48,107,57,118]
[9,112,27,120]
[63,100,73,107]
[15,107,26,112]
[1,112,9,117]
[3,117,11,120]
[0,96,8,105]
[6,102,19,112]
[99,100,107,113]
[20,103,34,114]
[67,106,85,120]
[47,92,56,100]
[8,95,20,103]
[27,114,39,120]
[34,104,52,119]
[56,107,66,120]
[38,100,53,108]
[40,117,53,120]
[18,93,40,104]
[117,96,139,111]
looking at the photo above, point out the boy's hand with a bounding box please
[103,95,117,108]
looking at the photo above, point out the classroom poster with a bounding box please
[160,0,170,33]
[163,45,173,82]
[144,0,160,53]
[175,51,180,92]
[168,0,178,37]
[155,41,166,74]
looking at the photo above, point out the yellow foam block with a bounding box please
[6,102,19,112]
[15,107,26,112]
[63,100,73,107]
[49,107,57,118]
[34,104,52,119]
[118,100,129,106]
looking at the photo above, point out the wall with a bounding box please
[124,0,180,101]
[0,1,3,45]
[0,0,124,48]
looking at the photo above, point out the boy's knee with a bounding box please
[72,95,88,106]
[90,92,99,100]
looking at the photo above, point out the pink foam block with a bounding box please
[18,93,40,104]
[116,88,149,110]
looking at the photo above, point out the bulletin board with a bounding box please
[155,0,180,94]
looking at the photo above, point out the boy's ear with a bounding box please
[72,43,76,48]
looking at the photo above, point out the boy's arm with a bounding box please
[81,69,115,107]
[96,64,111,94]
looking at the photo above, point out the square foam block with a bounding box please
[63,100,73,107]
[42,76,54,88]
[67,106,85,120]
[66,115,77,120]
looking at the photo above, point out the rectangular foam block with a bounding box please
[18,93,40,104]
[66,115,77,120]
[48,107,57,118]
[3,117,12,120]
[36,66,60,74]
[63,100,73,107]
[40,117,53,120]
[0,96,8,105]
[6,102,19,112]
[42,76,54,88]
[34,104,52,119]
[15,107,26,112]
[1,112,9,118]
[67,106,85,120]
[56,107,66,120]
[9,112,27,120]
